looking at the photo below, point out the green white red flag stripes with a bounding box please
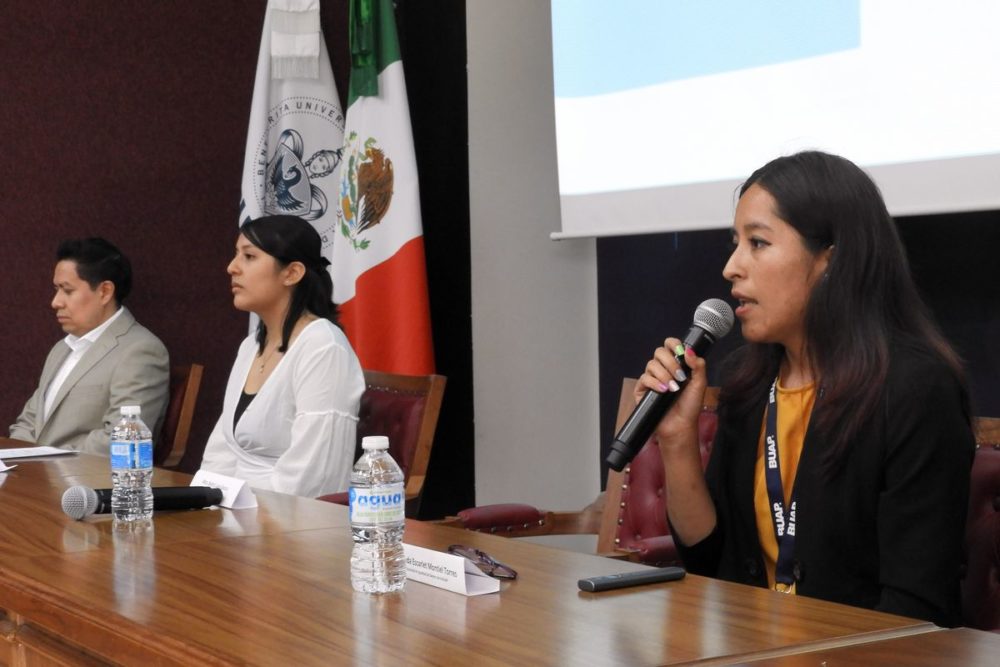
[333,0,434,375]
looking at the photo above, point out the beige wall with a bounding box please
[467,0,600,510]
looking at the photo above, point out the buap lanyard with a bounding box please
[763,378,797,593]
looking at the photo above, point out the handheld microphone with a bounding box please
[61,485,224,520]
[606,299,735,472]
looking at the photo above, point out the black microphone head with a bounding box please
[206,487,225,505]
[62,486,100,520]
[693,299,735,339]
[606,298,736,473]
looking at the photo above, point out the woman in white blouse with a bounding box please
[200,215,365,497]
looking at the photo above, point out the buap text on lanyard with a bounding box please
[764,378,798,594]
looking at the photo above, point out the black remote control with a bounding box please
[577,566,685,592]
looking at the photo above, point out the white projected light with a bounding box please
[550,0,1000,238]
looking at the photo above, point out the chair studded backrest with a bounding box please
[602,379,719,566]
[318,370,446,517]
[356,370,446,503]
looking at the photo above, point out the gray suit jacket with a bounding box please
[9,307,170,455]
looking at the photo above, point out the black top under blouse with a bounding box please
[234,390,256,429]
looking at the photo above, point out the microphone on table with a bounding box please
[606,298,735,472]
[61,485,224,520]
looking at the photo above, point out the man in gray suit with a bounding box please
[9,238,169,455]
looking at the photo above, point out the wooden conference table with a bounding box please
[0,442,971,666]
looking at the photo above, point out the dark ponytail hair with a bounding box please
[240,215,338,354]
[720,151,967,473]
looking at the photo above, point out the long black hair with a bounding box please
[240,215,338,354]
[720,151,966,472]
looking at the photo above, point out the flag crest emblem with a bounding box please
[338,131,395,252]
[250,97,345,225]
[263,128,343,221]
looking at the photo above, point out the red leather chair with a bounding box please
[440,379,718,566]
[603,380,717,565]
[963,417,1000,631]
[317,370,446,517]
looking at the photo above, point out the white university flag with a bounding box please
[240,0,345,269]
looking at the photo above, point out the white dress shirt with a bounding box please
[42,307,124,421]
[199,319,365,497]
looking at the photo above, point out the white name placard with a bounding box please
[190,469,257,509]
[403,543,501,596]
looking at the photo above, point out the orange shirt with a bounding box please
[753,380,817,592]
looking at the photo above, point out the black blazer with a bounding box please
[676,344,975,627]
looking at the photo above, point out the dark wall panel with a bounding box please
[1,1,283,471]
[896,210,1000,415]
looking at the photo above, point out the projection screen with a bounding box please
[550,0,1000,239]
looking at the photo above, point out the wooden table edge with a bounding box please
[680,621,941,666]
[0,563,232,666]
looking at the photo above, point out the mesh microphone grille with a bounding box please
[693,299,735,339]
[61,486,99,520]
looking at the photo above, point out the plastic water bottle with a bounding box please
[110,405,153,523]
[350,435,406,593]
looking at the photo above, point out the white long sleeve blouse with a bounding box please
[200,319,365,497]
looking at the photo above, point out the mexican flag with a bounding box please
[240,0,344,269]
[333,0,434,375]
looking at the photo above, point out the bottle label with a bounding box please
[110,439,153,470]
[349,483,405,524]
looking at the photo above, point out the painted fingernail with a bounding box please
[673,344,685,356]
[674,368,688,382]
[657,382,669,393]
[685,346,695,357]
[668,380,680,392]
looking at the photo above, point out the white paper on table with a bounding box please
[190,469,258,509]
[0,446,74,459]
[403,543,501,596]
[0,458,15,473]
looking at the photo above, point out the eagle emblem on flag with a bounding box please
[263,129,343,222]
[338,131,395,251]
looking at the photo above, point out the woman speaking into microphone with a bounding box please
[637,151,974,626]
[200,215,365,498]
